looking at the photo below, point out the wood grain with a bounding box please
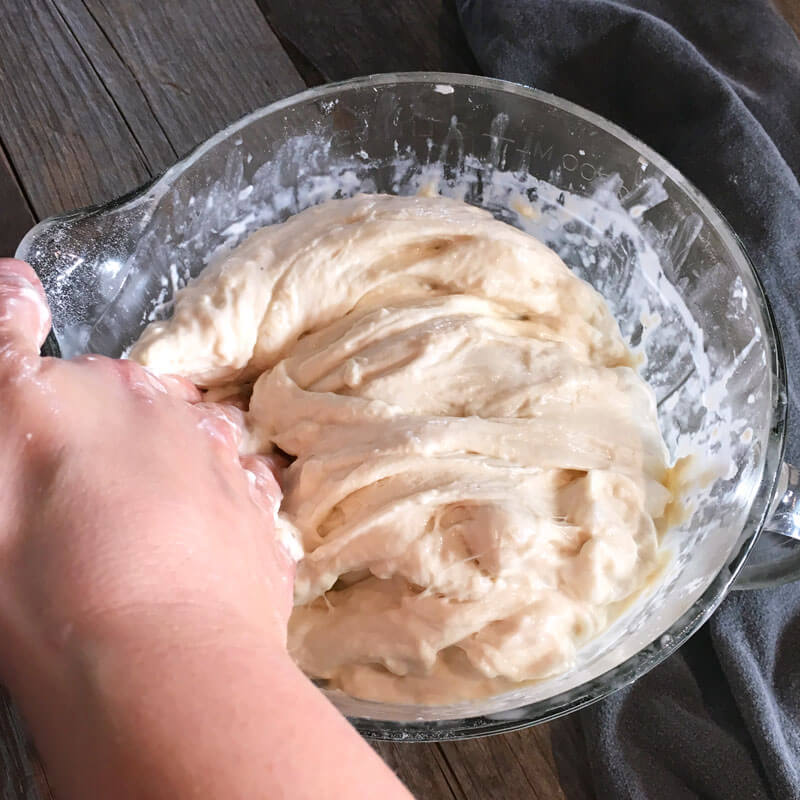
[374,727,573,800]
[55,0,304,160]
[0,144,36,254]
[258,0,479,82]
[0,0,303,220]
[373,742,465,799]
[439,728,566,800]
[773,0,800,35]
[0,1,153,218]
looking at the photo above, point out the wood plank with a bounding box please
[0,0,304,220]
[0,144,36,252]
[438,728,567,800]
[0,1,153,218]
[49,0,178,172]
[258,0,479,82]
[373,741,466,800]
[56,0,305,160]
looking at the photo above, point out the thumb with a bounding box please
[0,260,51,368]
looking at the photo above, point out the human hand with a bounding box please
[0,258,294,691]
[0,258,412,800]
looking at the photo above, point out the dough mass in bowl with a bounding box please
[131,194,674,704]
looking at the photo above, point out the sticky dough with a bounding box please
[131,194,673,704]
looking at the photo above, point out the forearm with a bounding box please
[6,622,413,800]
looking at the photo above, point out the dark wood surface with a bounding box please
[0,2,797,798]
[776,0,800,33]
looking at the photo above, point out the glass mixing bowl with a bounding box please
[18,73,800,741]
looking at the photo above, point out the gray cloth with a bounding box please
[456,1,800,798]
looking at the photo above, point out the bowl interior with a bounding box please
[20,74,783,739]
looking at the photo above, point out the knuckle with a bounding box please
[195,403,245,449]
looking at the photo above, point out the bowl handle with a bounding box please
[16,182,156,360]
[734,462,800,589]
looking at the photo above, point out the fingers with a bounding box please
[248,451,289,484]
[117,359,171,397]
[70,356,203,405]
[0,259,51,371]
[194,406,289,520]
[240,453,284,522]
[155,373,203,403]
[72,357,168,399]
[70,357,241,454]
[119,369,243,450]
[118,361,202,403]
[193,402,246,452]
[240,454,282,500]
[241,455,301,572]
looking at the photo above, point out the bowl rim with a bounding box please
[21,71,789,740]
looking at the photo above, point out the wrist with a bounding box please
[6,611,294,799]
[3,596,290,714]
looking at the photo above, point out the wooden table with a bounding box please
[0,2,797,798]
